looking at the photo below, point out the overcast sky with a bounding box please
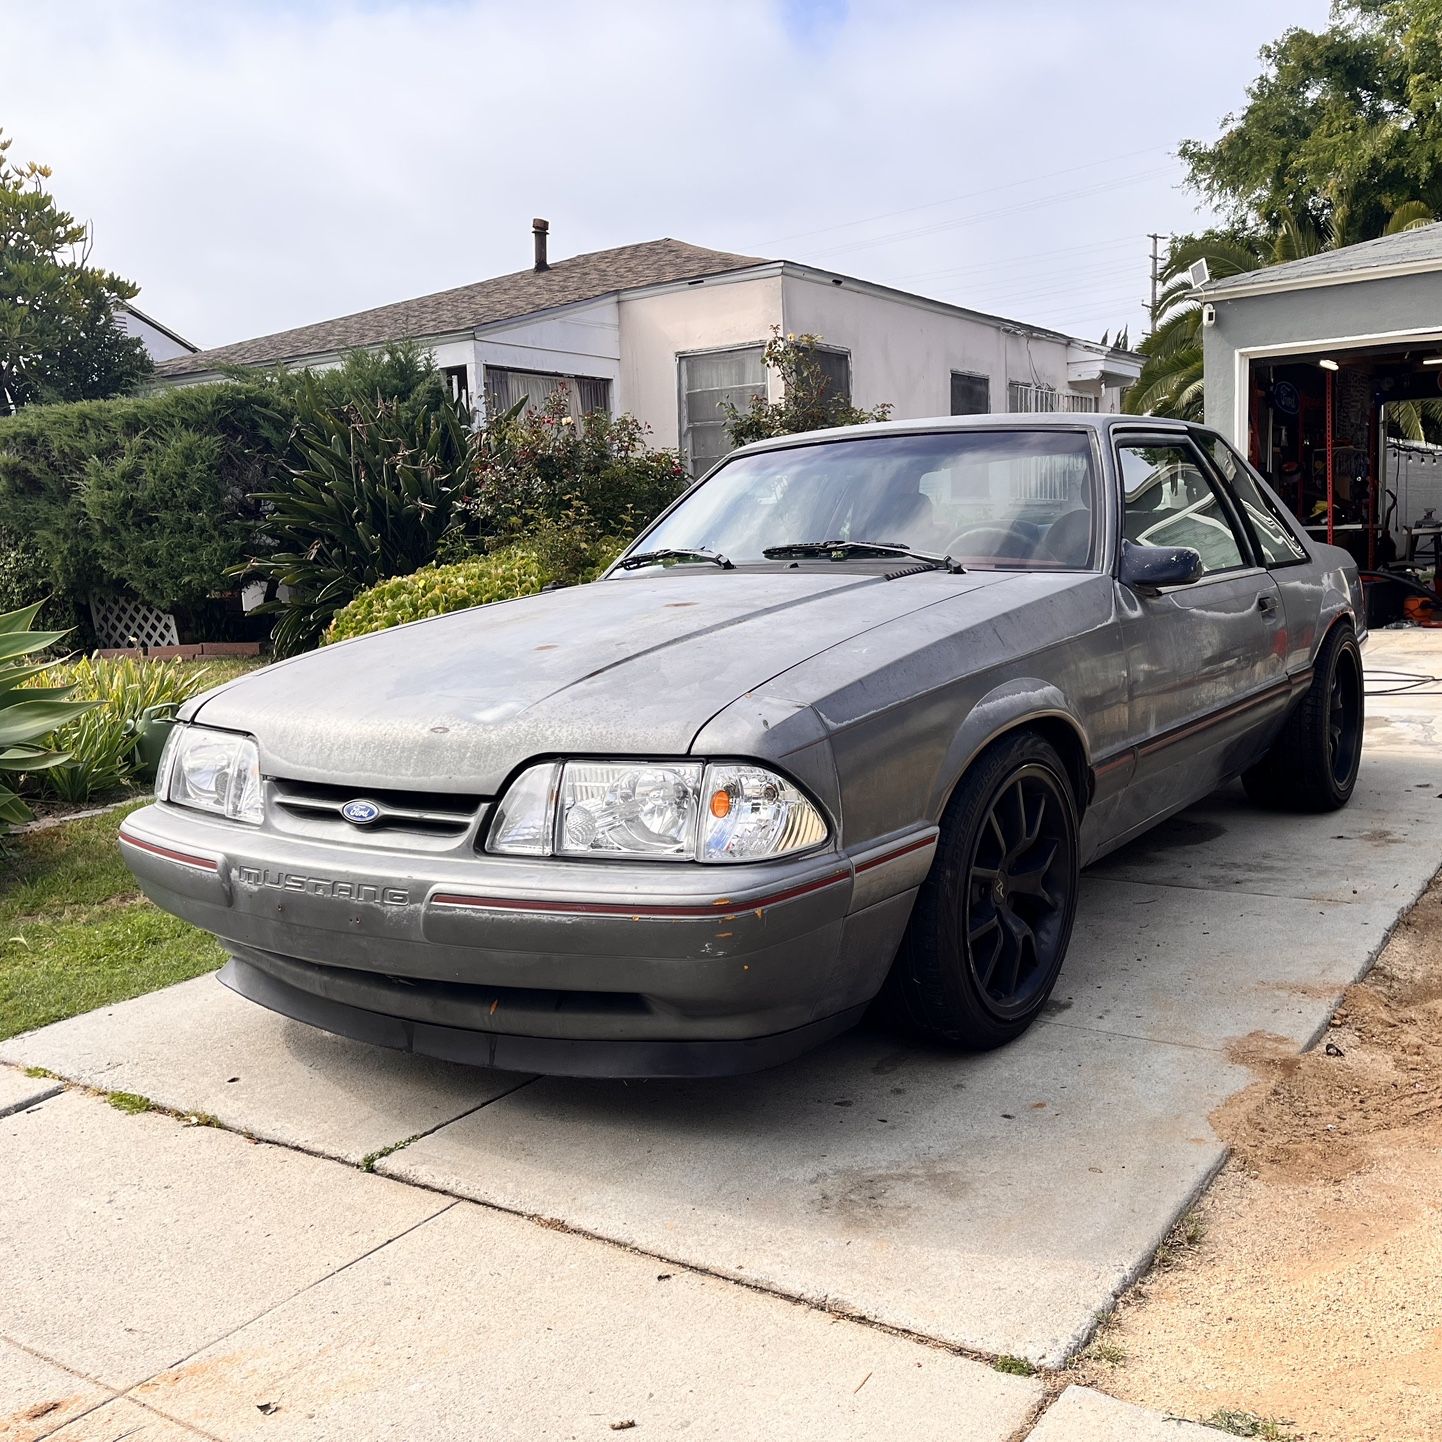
[6,0,1330,352]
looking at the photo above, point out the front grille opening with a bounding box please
[271,777,483,836]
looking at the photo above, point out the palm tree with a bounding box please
[1122,235,1267,420]
[1123,204,1437,428]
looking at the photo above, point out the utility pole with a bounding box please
[1147,232,1167,332]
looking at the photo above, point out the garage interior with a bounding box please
[1247,342,1442,573]
[1201,224,1442,626]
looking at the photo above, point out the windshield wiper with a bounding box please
[616,546,734,571]
[761,539,962,572]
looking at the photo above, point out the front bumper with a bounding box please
[119,803,935,1077]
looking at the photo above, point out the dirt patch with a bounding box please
[1075,874,1442,1441]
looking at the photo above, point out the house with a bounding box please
[1199,222,1442,568]
[156,221,1141,476]
[116,301,198,364]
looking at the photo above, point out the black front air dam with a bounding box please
[218,954,866,1080]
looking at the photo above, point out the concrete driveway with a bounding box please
[3,629,1439,1439]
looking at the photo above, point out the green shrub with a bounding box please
[0,343,445,639]
[0,527,39,615]
[81,430,242,612]
[722,328,892,448]
[0,602,93,834]
[326,546,552,644]
[467,390,687,543]
[25,655,214,803]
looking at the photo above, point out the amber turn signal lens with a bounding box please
[709,790,731,819]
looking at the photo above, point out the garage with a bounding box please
[1201,223,1442,620]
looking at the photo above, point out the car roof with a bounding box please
[725,412,1195,460]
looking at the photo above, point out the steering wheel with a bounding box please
[941,522,1039,562]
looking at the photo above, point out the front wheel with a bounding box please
[1243,623,1363,812]
[884,731,1079,1050]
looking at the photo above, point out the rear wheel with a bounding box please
[1242,623,1363,812]
[885,731,1079,1050]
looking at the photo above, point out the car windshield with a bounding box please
[629,429,1099,570]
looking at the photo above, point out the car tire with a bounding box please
[884,730,1080,1050]
[1242,622,1363,813]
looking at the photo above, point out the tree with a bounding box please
[1125,204,1438,424]
[1179,1,1442,244]
[723,329,892,447]
[0,130,151,413]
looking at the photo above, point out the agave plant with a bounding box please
[0,601,94,833]
[241,377,475,656]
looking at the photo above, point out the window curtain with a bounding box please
[485,369,612,421]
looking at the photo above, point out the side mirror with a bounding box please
[1119,539,1205,594]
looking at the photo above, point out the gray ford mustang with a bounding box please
[121,415,1365,1077]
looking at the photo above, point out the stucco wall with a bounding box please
[781,273,1082,419]
[617,274,783,447]
[1203,271,1442,441]
[475,297,622,417]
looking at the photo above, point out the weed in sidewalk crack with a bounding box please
[360,1133,422,1173]
[106,1090,152,1114]
[23,1065,58,1079]
[992,1355,1037,1376]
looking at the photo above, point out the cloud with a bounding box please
[4,0,1330,348]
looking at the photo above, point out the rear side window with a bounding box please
[1205,437,1308,565]
[1116,441,1248,575]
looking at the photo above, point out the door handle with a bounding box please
[1256,593,1277,613]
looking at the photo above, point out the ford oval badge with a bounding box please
[341,799,381,825]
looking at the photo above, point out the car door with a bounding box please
[1198,429,1317,677]
[1109,430,1289,836]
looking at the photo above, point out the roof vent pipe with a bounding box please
[533,218,550,272]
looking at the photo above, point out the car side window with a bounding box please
[1116,442,1248,576]
[1204,436,1309,565]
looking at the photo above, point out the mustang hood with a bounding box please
[193,569,1014,791]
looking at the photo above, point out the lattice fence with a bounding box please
[88,591,180,650]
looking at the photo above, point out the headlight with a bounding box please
[161,725,264,825]
[488,759,827,863]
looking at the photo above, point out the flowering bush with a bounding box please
[723,328,892,447]
[466,388,688,543]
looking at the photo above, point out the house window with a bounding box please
[810,346,851,404]
[678,346,766,476]
[442,365,471,405]
[1006,381,1098,414]
[485,367,611,420]
[950,372,989,415]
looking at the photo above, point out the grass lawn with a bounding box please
[0,800,224,1040]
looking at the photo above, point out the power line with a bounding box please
[799,165,1178,263]
[744,144,1172,250]
[895,234,1137,286]
[938,261,1144,308]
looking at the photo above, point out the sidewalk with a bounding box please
[4,629,1439,1438]
[1,1076,1218,1441]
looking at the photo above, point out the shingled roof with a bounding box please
[1200,222,1442,298]
[157,237,768,379]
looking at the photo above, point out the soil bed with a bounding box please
[1075,871,1442,1442]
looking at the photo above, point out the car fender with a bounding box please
[928,678,1091,820]
[1311,549,1365,659]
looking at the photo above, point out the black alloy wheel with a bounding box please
[885,730,1080,1050]
[965,765,1075,1019]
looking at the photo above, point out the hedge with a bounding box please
[0,379,290,623]
[325,546,552,644]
